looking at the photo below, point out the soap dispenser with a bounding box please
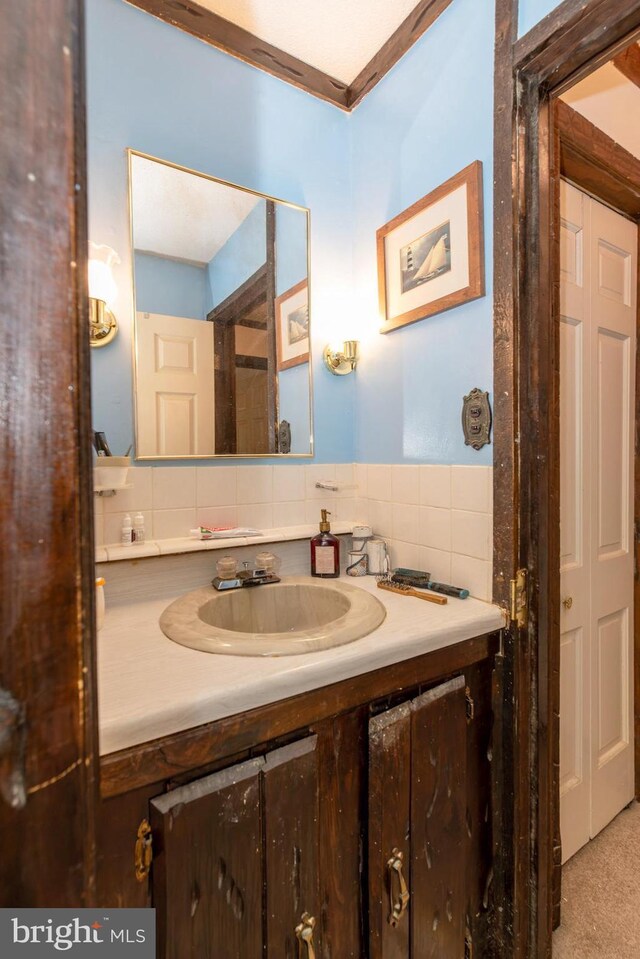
[311,509,340,578]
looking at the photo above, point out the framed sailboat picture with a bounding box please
[275,279,310,370]
[377,161,485,333]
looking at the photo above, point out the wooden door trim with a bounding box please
[0,0,98,905]
[124,0,454,112]
[493,0,640,955]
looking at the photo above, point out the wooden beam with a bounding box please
[0,0,98,906]
[556,99,640,217]
[125,0,453,112]
[491,0,525,951]
[347,0,454,109]
[515,0,640,90]
[124,0,350,108]
[613,42,640,89]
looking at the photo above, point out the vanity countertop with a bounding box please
[98,575,506,755]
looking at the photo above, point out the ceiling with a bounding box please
[131,154,261,265]
[190,0,419,84]
[561,49,640,160]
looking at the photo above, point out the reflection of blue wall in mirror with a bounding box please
[134,253,209,319]
[279,366,310,455]
[86,0,354,463]
[276,206,307,297]
[207,202,267,309]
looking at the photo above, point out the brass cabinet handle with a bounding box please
[562,596,573,610]
[134,819,153,882]
[295,912,316,959]
[387,848,410,927]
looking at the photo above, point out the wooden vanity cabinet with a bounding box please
[97,635,497,959]
[150,737,320,958]
[369,676,472,959]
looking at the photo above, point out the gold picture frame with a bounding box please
[275,279,310,371]
[377,161,485,334]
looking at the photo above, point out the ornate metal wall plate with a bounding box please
[462,388,492,450]
[277,420,292,454]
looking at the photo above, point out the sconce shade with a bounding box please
[89,242,119,347]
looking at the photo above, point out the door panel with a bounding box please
[559,181,591,860]
[263,737,320,959]
[137,311,214,456]
[369,702,411,959]
[150,757,264,959]
[559,181,636,861]
[410,677,467,959]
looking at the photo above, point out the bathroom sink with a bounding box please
[159,576,386,656]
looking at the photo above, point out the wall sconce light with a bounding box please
[88,242,119,348]
[323,340,359,376]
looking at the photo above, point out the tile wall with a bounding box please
[95,462,493,601]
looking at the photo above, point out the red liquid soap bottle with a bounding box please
[310,509,340,578]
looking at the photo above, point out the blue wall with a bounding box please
[134,252,208,319]
[350,0,494,465]
[87,0,354,463]
[207,202,267,309]
[88,0,552,467]
[518,0,561,37]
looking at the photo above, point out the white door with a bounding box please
[136,312,215,457]
[559,181,637,863]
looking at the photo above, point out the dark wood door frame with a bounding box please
[0,0,98,905]
[493,1,640,956]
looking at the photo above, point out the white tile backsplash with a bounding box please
[273,501,307,527]
[96,461,493,601]
[451,509,491,561]
[153,508,197,540]
[272,466,305,503]
[367,465,392,502]
[196,466,236,508]
[152,467,196,510]
[419,506,452,553]
[451,466,491,512]
[391,465,420,505]
[419,465,451,508]
[392,503,417,543]
[237,466,273,505]
[104,466,152,513]
[198,505,238,529]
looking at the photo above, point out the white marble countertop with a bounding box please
[98,575,506,756]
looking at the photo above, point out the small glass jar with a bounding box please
[255,551,280,575]
[216,555,238,580]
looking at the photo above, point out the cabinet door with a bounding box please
[264,737,320,958]
[369,701,412,959]
[368,675,468,959]
[410,676,467,959]
[150,757,264,959]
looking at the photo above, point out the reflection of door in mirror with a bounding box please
[209,203,277,454]
[137,312,215,457]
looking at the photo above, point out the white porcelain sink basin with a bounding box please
[159,576,386,656]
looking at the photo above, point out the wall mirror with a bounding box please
[129,150,313,458]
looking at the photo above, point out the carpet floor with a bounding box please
[552,801,640,958]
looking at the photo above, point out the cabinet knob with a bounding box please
[562,596,573,610]
[295,912,316,959]
[387,847,410,927]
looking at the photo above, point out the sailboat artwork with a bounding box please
[401,221,451,294]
